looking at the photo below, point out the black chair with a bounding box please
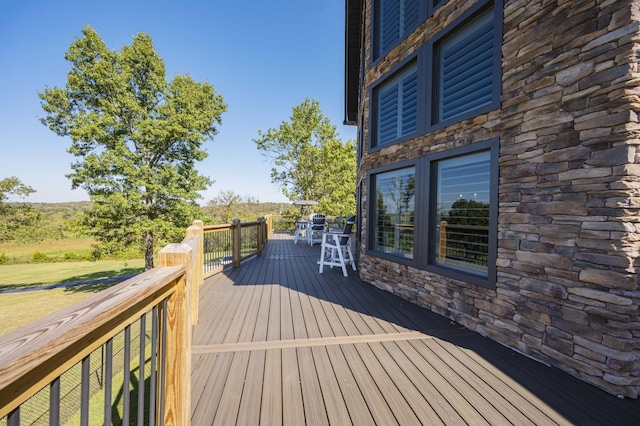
[307,214,326,246]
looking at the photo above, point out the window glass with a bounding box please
[375,62,418,147]
[435,6,494,123]
[372,167,415,258]
[434,150,490,276]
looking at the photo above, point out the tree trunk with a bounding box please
[144,231,154,270]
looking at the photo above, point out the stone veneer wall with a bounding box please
[356,0,640,397]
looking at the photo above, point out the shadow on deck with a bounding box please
[191,232,640,425]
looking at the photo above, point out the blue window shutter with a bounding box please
[403,0,419,32]
[439,10,494,122]
[376,62,418,146]
[378,86,399,145]
[401,72,417,135]
[381,0,400,53]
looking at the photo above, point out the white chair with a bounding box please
[307,214,326,246]
[319,215,356,277]
[293,219,308,244]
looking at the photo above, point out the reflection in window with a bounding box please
[434,151,490,275]
[373,167,415,258]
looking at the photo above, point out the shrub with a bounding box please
[63,252,82,261]
[31,251,49,263]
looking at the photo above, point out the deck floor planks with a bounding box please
[351,340,423,425]
[323,344,375,425]
[281,347,306,425]
[337,343,399,425]
[366,340,444,425]
[297,345,330,425]
[211,350,251,425]
[191,352,234,426]
[278,271,296,341]
[191,232,640,425]
[428,337,562,425]
[314,265,394,337]
[408,338,506,424]
[296,256,353,339]
[260,349,283,426]
[382,340,462,425]
[266,282,281,342]
[236,349,266,425]
[310,345,353,425]
[445,333,628,425]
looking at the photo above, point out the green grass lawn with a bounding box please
[0,236,96,262]
[0,260,145,336]
[0,259,144,287]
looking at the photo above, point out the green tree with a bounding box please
[254,98,356,215]
[0,177,35,201]
[315,139,357,215]
[0,177,42,243]
[206,189,243,224]
[39,26,227,269]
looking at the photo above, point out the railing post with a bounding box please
[257,217,265,256]
[158,244,193,426]
[232,218,241,267]
[185,221,203,325]
[439,220,447,263]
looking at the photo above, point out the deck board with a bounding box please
[191,232,640,425]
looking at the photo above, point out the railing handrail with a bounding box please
[0,221,204,424]
[0,217,273,424]
[0,266,184,420]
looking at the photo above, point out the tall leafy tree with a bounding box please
[254,98,356,215]
[0,177,42,243]
[39,26,227,269]
[206,189,243,224]
[315,139,357,215]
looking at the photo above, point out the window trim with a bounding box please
[366,139,498,289]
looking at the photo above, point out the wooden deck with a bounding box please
[191,232,640,425]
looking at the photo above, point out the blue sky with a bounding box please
[0,0,356,204]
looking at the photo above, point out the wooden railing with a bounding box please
[0,217,273,425]
[438,221,489,267]
[202,216,271,277]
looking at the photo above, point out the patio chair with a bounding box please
[293,217,308,244]
[318,215,356,277]
[307,214,326,246]
[327,214,344,232]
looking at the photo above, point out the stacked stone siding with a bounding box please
[355,0,640,397]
